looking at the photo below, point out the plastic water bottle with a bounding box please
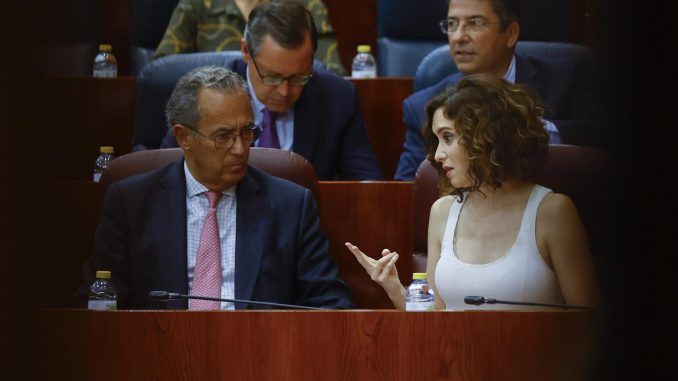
[351,45,377,78]
[88,271,117,310]
[405,273,435,311]
[93,44,118,78]
[93,146,115,182]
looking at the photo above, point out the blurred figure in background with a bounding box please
[154,0,346,75]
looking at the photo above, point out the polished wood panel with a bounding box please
[45,77,136,180]
[324,0,378,72]
[352,77,412,179]
[41,309,597,381]
[319,181,413,308]
[100,0,131,75]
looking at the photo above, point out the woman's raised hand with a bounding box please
[345,242,404,299]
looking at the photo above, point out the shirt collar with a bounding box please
[246,67,266,115]
[184,161,236,198]
[503,55,517,84]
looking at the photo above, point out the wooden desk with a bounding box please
[352,77,413,179]
[319,181,414,308]
[41,309,596,380]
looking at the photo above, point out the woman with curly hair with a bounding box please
[346,74,600,310]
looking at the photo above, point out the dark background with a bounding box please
[587,1,678,380]
[2,1,677,379]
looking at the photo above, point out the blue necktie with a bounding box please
[259,108,280,148]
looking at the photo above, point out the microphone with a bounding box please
[464,296,595,311]
[148,290,327,310]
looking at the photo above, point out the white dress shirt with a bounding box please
[184,162,237,309]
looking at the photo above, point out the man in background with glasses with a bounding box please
[160,1,383,181]
[79,65,354,310]
[394,0,604,180]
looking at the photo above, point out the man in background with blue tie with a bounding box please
[160,1,383,181]
[78,65,354,310]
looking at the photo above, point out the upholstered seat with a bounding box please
[99,147,320,204]
[376,0,448,77]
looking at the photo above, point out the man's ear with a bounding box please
[240,39,250,63]
[505,21,520,49]
[173,124,192,150]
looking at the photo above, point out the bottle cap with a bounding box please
[96,271,111,279]
[412,272,427,280]
[99,44,112,52]
[100,146,114,154]
[357,45,371,53]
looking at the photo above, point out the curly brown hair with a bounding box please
[422,74,549,198]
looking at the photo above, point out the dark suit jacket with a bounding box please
[160,59,383,181]
[78,159,355,309]
[394,54,605,180]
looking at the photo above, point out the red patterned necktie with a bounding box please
[259,108,280,148]
[189,191,222,310]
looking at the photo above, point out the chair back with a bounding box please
[413,41,600,91]
[130,0,180,75]
[99,148,320,204]
[412,144,616,262]
[132,51,244,151]
[376,0,448,77]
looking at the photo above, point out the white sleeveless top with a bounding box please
[434,185,564,310]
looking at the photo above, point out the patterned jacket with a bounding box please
[153,0,346,75]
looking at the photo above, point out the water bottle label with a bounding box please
[93,69,117,78]
[88,300,117,310]
[93,172,102,182]
[406,301,435,311]
[351,69,377,79]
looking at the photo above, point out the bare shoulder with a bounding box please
[537,192,582,228]
[539,192,578,216]
[430,195,456,222]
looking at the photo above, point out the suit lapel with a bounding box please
[153,159,189,307]
[234,168,271,307]
[291,80,321,161]
[515,55,545,96]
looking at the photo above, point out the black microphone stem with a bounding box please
[491,299,595,310]
[154,292,326,310]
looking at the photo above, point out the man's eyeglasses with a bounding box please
[438,18,501,34]
[250,55,313,86]
[187,124,262,149]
